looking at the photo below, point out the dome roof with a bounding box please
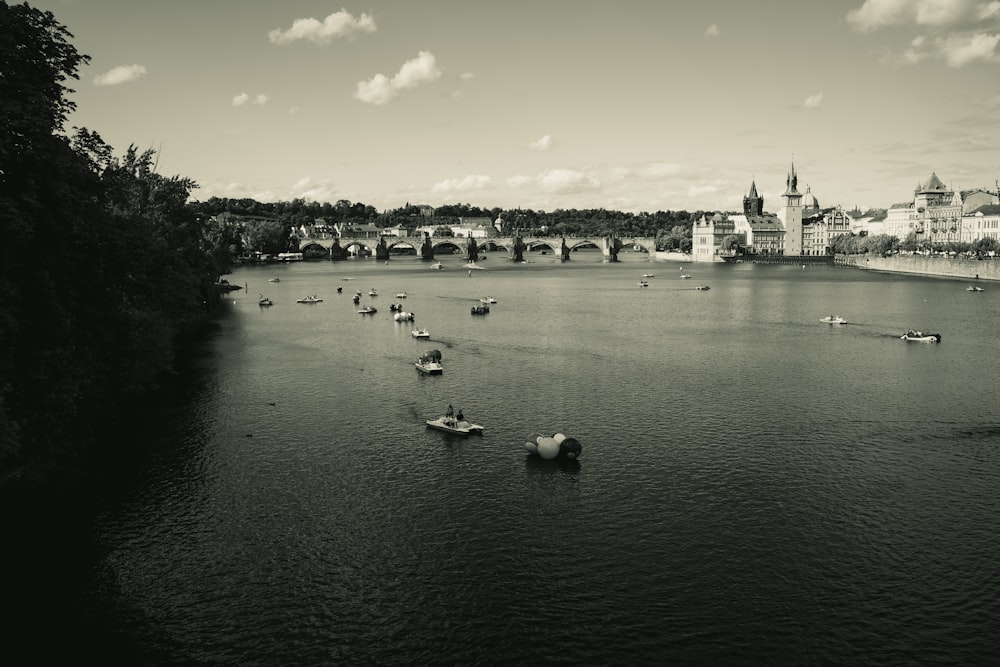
[802,185,819,209]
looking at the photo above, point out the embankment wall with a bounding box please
[837,254,1000,282]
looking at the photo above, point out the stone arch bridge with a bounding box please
[296,235,657,262]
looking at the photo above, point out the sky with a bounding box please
[30,0,1000,214]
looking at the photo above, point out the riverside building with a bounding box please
[691,162,853,261]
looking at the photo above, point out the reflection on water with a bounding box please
[35,257,1000,664]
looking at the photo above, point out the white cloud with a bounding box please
[355,51,442,105]
[291,176,339,201]
[431,174,493,194]
[233,93,269,107]
[705,24,720,38]
[688,184,720,197]
[93,64,147,86]
[460,72,475,80]
[506,175,533,187]
[289,106,300,115]
[849,0,1000,66]
[804,92,823,109]
[269,9,376,45]
[537,169,601,194]
[529,134,553,151]
[938,31,1000,64]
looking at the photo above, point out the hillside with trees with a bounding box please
[1,2,238,490]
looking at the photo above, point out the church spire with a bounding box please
[783,160,800,197]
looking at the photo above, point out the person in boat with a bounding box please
[445,404,455,426]
[456,408,464,422]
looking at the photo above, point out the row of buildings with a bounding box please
[691,163,1000,262]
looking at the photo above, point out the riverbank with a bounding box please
[836,254,999,282]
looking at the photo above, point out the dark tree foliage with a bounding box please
[0,3,234,489]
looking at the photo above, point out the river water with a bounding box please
[18,252,1000,665]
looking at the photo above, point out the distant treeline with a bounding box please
[1,3,238,490]
[191,197,703,252]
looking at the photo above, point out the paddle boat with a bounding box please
[415,350,443,375]
[471,305,490,315]
[296,295,322,304]
[426,414,483,435]
[411,329,431,339]
[258,294,273,306]
[394,311,415,322]
[358,305,377,315]
[901,329,941,342]
[396,291,408,298]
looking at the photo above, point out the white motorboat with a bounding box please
[901,329,941,342]
[643,273,655,278]
[411,329,430,339]
[966,285,985,292]
[820,315,846,324]
[638,281,649,287]
[268,277,280,283]
[680,274,692,279]
[480,296,497,303]
[695,284,710,291]
[358,306,377,314]
[296,295,322,303]
[396,291,408,298]
[426,415,483,435]
[369,289,378,296]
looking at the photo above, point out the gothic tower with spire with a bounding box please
[743,180,764,217]
[777,160,803,255]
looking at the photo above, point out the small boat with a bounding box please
[901,329,941,342]
[268,277,280,283]
[358,306,377,314]
[296,295,322,304]
[415,350,443,374]
[430,262,444,270]
[258,294,273,306]
[471,305,490,315]
[411,329,431,339]
[680,274,692,279]
[695,284,711,291]
[393,311,415,322]
[352,294,361,304]
[480,296,497,304]
[425,415,484,435]
[643,273,655,278]
[369,289,378,296]
[396,291,408,298]
[966,285,985,292]
[336,286,343,293]
[820,315,846,324]
[464,262,485,270]
[638,281,649,287]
